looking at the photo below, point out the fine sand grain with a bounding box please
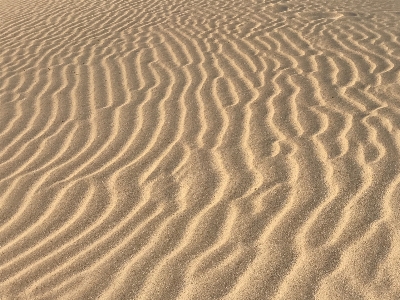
[1,0,400,299]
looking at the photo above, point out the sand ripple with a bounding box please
[1,0,400,299]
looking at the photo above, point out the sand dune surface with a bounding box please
[1,0,400,299]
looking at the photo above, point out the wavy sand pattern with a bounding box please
[1,0,400,299]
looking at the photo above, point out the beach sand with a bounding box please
[1,0,400,299]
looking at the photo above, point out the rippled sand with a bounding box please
[1,0,400,299]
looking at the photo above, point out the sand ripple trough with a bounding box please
[1,0,400,299]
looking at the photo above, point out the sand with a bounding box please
[1,0,400,299]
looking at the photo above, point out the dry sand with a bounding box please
[1,0,400,299]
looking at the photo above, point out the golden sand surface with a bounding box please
[1,0,400,299]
